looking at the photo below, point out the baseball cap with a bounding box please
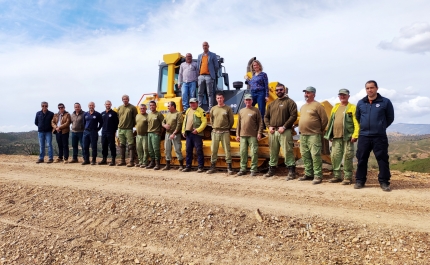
[303,86,316,93]
[189,98,198,103]
[338,88,350,95]
[244,94,252,100]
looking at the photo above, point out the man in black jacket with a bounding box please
[34,101,54,163]
[99,100,119,166]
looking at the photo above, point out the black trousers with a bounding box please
[101,133,116,158]
[355,135,391,185]
[55,131,69,160]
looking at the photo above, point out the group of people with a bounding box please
[34,41,395,192]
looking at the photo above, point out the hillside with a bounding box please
[387,123,430,135]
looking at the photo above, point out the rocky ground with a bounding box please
[0,155,429,264]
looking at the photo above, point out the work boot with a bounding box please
[36,159,44,164]
[178,160,184,171]
[47,159,54,163]
[250,171,257,177]
[98,157,107,165]
[298,175,313,181]
[182,167,192,172]
[126,145,135,167]
[227,163,234,175]
[117,145,127,166]
[81,160,90,165]
[237,171,246,176]
[153,160,161,170]
[69,158,78,163]
[354,182,365,189]
[140,161,148,168]
[91,158,96,165]
[286,166,296,180]
[197,167,204,173]
[63,158,69,164]
[162,160,171,171]
[146,160,155,169]
[54,158,63,163]
[380,183,391,192]
[312,177,322,185]
[263,166,275,178]
[109,157,116,166]
[328,177,342,183]
[206,163,216,174]
[341,179,351,185]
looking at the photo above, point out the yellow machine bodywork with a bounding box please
[136,53,332,169]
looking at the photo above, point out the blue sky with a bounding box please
[1,0,430,132]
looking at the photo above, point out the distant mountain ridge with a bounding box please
[387,123,430,135]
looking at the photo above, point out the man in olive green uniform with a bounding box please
[117,95,138,167]
[324,89,359,185]
[162,101,184,171]
[207,92,235,175]
[135,104,149,168]
[263,83,298,179]
[236,94,263,176]
[298,86,328,184]
[146,100,165,170]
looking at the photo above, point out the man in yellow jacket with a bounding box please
[324,89,360,185]
[181,98,207,172]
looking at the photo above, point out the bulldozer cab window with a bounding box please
[159,66,179,94]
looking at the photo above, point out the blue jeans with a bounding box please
[38,132,53,160]
[251,89,266,125]
[182,81,197,111]
[55,131,69,160]
[83,130,99,161]
[71,132,84,160]
[185,132,204,168]
[355,135,391,185]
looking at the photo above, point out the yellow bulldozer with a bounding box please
[135,53,332,169]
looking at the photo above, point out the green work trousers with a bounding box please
[240,136,258,172]
[210,132,232,163]
[269,129,295,167]
[118,128,134,146]
[300,134,323,178]
[148,133,161,160]
[331,138,354,180]
[164,133,183,161]
[136,134,148,165]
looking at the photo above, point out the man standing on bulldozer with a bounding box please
[197,41,219,111]
[117,95,138,167]
[263,83,298,179]
[206,91,235,175]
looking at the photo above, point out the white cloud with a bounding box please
[1,0,430,132]
[379,22,430,53]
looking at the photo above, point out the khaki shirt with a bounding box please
[118,104,137,129]
[299,101,328,135]
[210,105,234,131]
[163,111,183,134]
[135,113,148,135]
[237,106,263,137]
[147,111,165,133]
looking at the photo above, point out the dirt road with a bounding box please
[1,155,429,264]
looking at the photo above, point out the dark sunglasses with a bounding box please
[275,89,284,92]
[58,106,64,109]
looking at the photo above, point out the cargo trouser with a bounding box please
[210,131,232,163]
[148,132,161,160]
[118,128,134,146]
[268,129,295,167]
[331,138,354,180]
[300,134,323,178]
[165,133,183,161]
[136,134,149,165]
[240,136,258,172]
